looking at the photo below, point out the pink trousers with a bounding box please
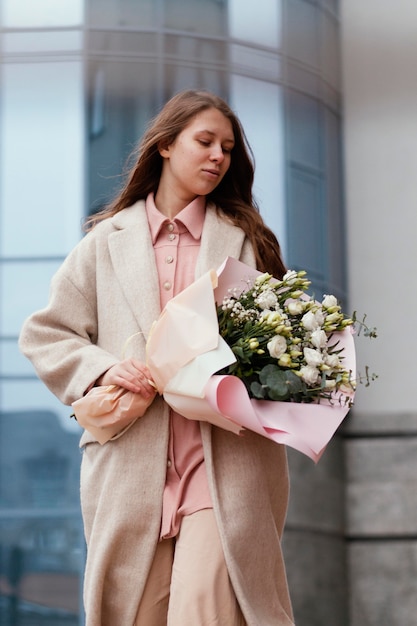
[134,509,246,626]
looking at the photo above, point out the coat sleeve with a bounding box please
[19,234,119,406]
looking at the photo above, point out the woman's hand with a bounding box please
[96,358,156,399]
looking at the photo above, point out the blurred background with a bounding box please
[0,1,416,624]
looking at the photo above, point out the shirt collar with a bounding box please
[145,193,206,244]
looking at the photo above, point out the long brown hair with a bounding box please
[84,89,286,278]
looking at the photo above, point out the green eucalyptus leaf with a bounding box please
[259,364,280,384]
[232,346,246,360]
[285,370,304,394]
[262,366,289,400]
[251,381,266,399]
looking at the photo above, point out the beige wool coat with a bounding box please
[19,200,295,626]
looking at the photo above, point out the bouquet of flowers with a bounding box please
[216,268,355,407]
[144,257,362,462]
[74,257,373,462]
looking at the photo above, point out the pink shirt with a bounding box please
[145,193,213,539]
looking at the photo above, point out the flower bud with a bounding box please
[278,353,292,367]
[322,294,338,308]
[287,300,304,316]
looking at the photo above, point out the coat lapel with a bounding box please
[107,202,252,335]
[195,204,247,278]
[107,201,161,337]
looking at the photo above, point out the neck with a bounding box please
[154,188,198,220]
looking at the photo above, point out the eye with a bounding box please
[198,139,210,147]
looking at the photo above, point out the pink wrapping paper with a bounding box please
[146,269,225,392]
[72,384,154,444]
[146,257,356,463]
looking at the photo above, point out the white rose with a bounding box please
[287,300,304,315]
[324,353,340,369]
[310,329,328,349]
[299,365,320,385]
[301,310,319,331]
[267,335,288,359]
[322,294,338,308]
[256,290,278,310]
[314,309,325,326]
[304,347,324,366]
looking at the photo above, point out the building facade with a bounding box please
[0,1,353,624]
[341,1,417,625]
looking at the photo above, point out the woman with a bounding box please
[19,90,294,626]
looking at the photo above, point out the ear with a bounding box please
[158,140,171,159]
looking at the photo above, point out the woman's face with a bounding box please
[159,107,235,205]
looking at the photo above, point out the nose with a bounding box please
[210,144,224,163]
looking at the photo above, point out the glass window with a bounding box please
[86,0,157,29]
[287,90,322,171]
[228,0,282,48]
[229,44,281,82]
[230,76,287,259]
[0,393,82,625]
[1,380,79,433]
[165,34,226,64]
[324,108,345,296]
[0,260,62,336]
[0,0,84,28]
[2,30,83,54]
[321,11,340,89]
[165,63,227,102]
[286,0,320,70]
[87,61,158,213]
[0,338,34,377]
[0,62,84,257]
[164,0,226,37]
[287,166,326,280]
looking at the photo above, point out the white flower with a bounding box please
[255,289,278,310]
[304,347,324,367]
[261,310,282,325]
[254,272,272,285]
[324,353,340,369]
[299,365,320,385]
[310,329,328,349]
[322,294,338,308]
[267,335,288,359]
[301,311,317,331]
[324,312,342,326]
[287,300,304,315]
[283,269,298,284]
[301,309,325,331]
[301,311,320,330]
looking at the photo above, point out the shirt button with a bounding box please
[166,255,174,264]
[167,223,174,232]
[163,281,171,290]
[168,233,176,241]
[167,459,172,468]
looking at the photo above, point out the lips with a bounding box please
[202,168,221,178]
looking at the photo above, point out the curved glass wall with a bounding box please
[0,1,344,622]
